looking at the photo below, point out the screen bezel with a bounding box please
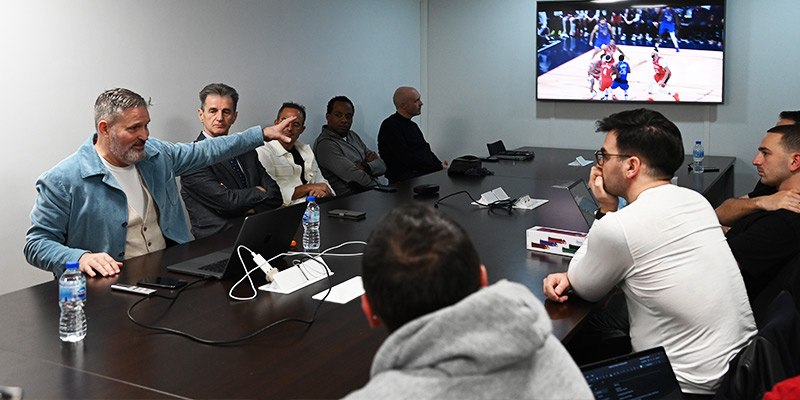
[536,0,726,104]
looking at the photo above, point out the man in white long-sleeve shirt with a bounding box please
[543,108,756,396]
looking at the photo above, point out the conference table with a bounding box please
[0,148,734,399]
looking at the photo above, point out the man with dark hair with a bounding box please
[715,111,800,228]
[727,123,800,320]
[377,87,444,183]
[778,110,800,125]
[313,96,386,196]
[543,108,755,396]
[180,83,282,239]
[24,88,293,278]
[257,102,333,206]
[347,203,592,399]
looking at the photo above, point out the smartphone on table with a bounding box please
[137,276,188,289]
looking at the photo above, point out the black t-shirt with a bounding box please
[726,186,800,302]
[748,180,777,198]
[289,147,307,185]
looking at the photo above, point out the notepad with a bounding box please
[312,276,364,304]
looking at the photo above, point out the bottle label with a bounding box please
[60,282,86,302]
[303,210,320,223]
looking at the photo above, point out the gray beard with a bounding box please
[109,134,146,165]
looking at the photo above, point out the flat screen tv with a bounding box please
[536,0,725,103]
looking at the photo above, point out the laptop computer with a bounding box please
[580,346,685,400]
[167,204,305,280]
[568,179,600,229]
[486,140,535,161]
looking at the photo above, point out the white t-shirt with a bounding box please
[100,157,146,216]
[568,184,756,395]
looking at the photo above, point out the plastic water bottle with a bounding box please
[302,196,321,251]
[692,141,704,173]
[59,261,87,342]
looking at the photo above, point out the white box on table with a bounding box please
[525,226,587,257]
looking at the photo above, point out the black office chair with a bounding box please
[713,290,800,400]
[751,253,800,328]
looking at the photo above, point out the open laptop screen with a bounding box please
[167,204,305,280]
[568,179,599,229]
[580,346,684,400]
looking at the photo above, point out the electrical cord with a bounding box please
[126,241,367,345]
[228,240,367,301]
[434,190,517,213]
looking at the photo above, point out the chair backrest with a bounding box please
[714,291,800,400]
[486,140,506,156]
[751,252,800,327]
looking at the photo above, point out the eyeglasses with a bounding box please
[594,150,632,166]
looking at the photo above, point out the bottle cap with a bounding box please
[696,140,701,144]
[307,196,316,202]
[66,261,79,269]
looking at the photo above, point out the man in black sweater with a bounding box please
[726,123,800,322]
[377,87,444,184]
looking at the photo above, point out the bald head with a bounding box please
[393,86,423,119]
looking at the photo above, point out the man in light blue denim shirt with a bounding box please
[24,88,294,278]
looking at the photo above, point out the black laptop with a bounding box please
[580,346,685,400]
[486,140,535,161]
[167,204,305,280]
[568,179,600,229]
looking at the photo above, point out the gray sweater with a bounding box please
[344,280,594,399]
[313,126,386,196]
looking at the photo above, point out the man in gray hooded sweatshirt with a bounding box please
[345,203,593,399]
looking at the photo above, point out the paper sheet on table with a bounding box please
[312,276,364,304]
[568,156,594,167]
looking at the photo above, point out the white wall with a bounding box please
[425,0,797,194]
[1,0,421,294]
[4,0,796,294]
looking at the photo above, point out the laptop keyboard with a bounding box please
[199,259,228,273]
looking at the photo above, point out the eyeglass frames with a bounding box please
[594,150,632,166]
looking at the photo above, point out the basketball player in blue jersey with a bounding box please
[589,18,613,58]
[656,7,681,52]
[610,55,631,100]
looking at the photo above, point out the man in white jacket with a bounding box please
[256,102,333,206]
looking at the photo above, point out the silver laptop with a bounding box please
[167,204,305,280]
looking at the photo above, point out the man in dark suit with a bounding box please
[180,83,281,239]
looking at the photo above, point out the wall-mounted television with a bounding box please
[536,0,725,103]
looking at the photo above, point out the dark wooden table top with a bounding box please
[1,146,732,398]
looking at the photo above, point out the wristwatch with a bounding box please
[595,209,606,220]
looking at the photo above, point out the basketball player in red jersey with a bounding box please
[648,48,680,101]
[604,39,626,59]
[599,54,615,100]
